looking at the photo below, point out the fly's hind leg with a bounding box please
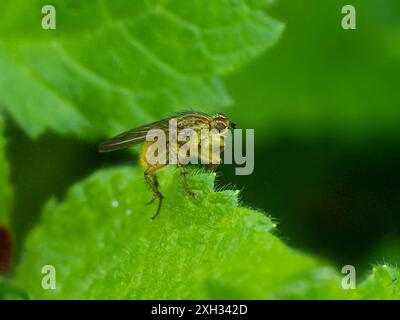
[146,174,159,205]
[177,162,195,198]
[144,165,165,220]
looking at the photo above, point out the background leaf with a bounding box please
[228,0,400,141]
[15,167,400,299]
[0,0,283,139]
[0,113,12,225]
[0,275,28,300]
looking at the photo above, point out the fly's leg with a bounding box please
[177,162,195,198]
[146,174,159,205]
[206,163,220,172]
[199,146,222,172]
[144,165,165,220]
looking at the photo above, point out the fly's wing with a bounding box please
[98,112,212,153]
[98,119,170,152]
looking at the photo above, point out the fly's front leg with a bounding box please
[206,163,220,172]
[199,148,221,172]
[177,162,195,198]
[144,165,165,220]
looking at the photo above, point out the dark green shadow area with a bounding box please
[219,136,400,275]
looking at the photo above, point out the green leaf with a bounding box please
[0,113,12,225]
[0,276,29,300]
[0,0,283,139]
[356,265,400,299]
[15,166,399,299]
[14,166,328,299]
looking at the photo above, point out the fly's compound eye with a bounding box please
[215,122,226,132]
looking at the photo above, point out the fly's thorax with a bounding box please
[142,120,230,166]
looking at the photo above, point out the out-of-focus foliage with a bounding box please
[0,0,283,139]
[0,275,28,300]
[0,114,12,225]
[228,0,400,142]
[15,167,400,299]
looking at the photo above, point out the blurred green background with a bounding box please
[4,0,400,277]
